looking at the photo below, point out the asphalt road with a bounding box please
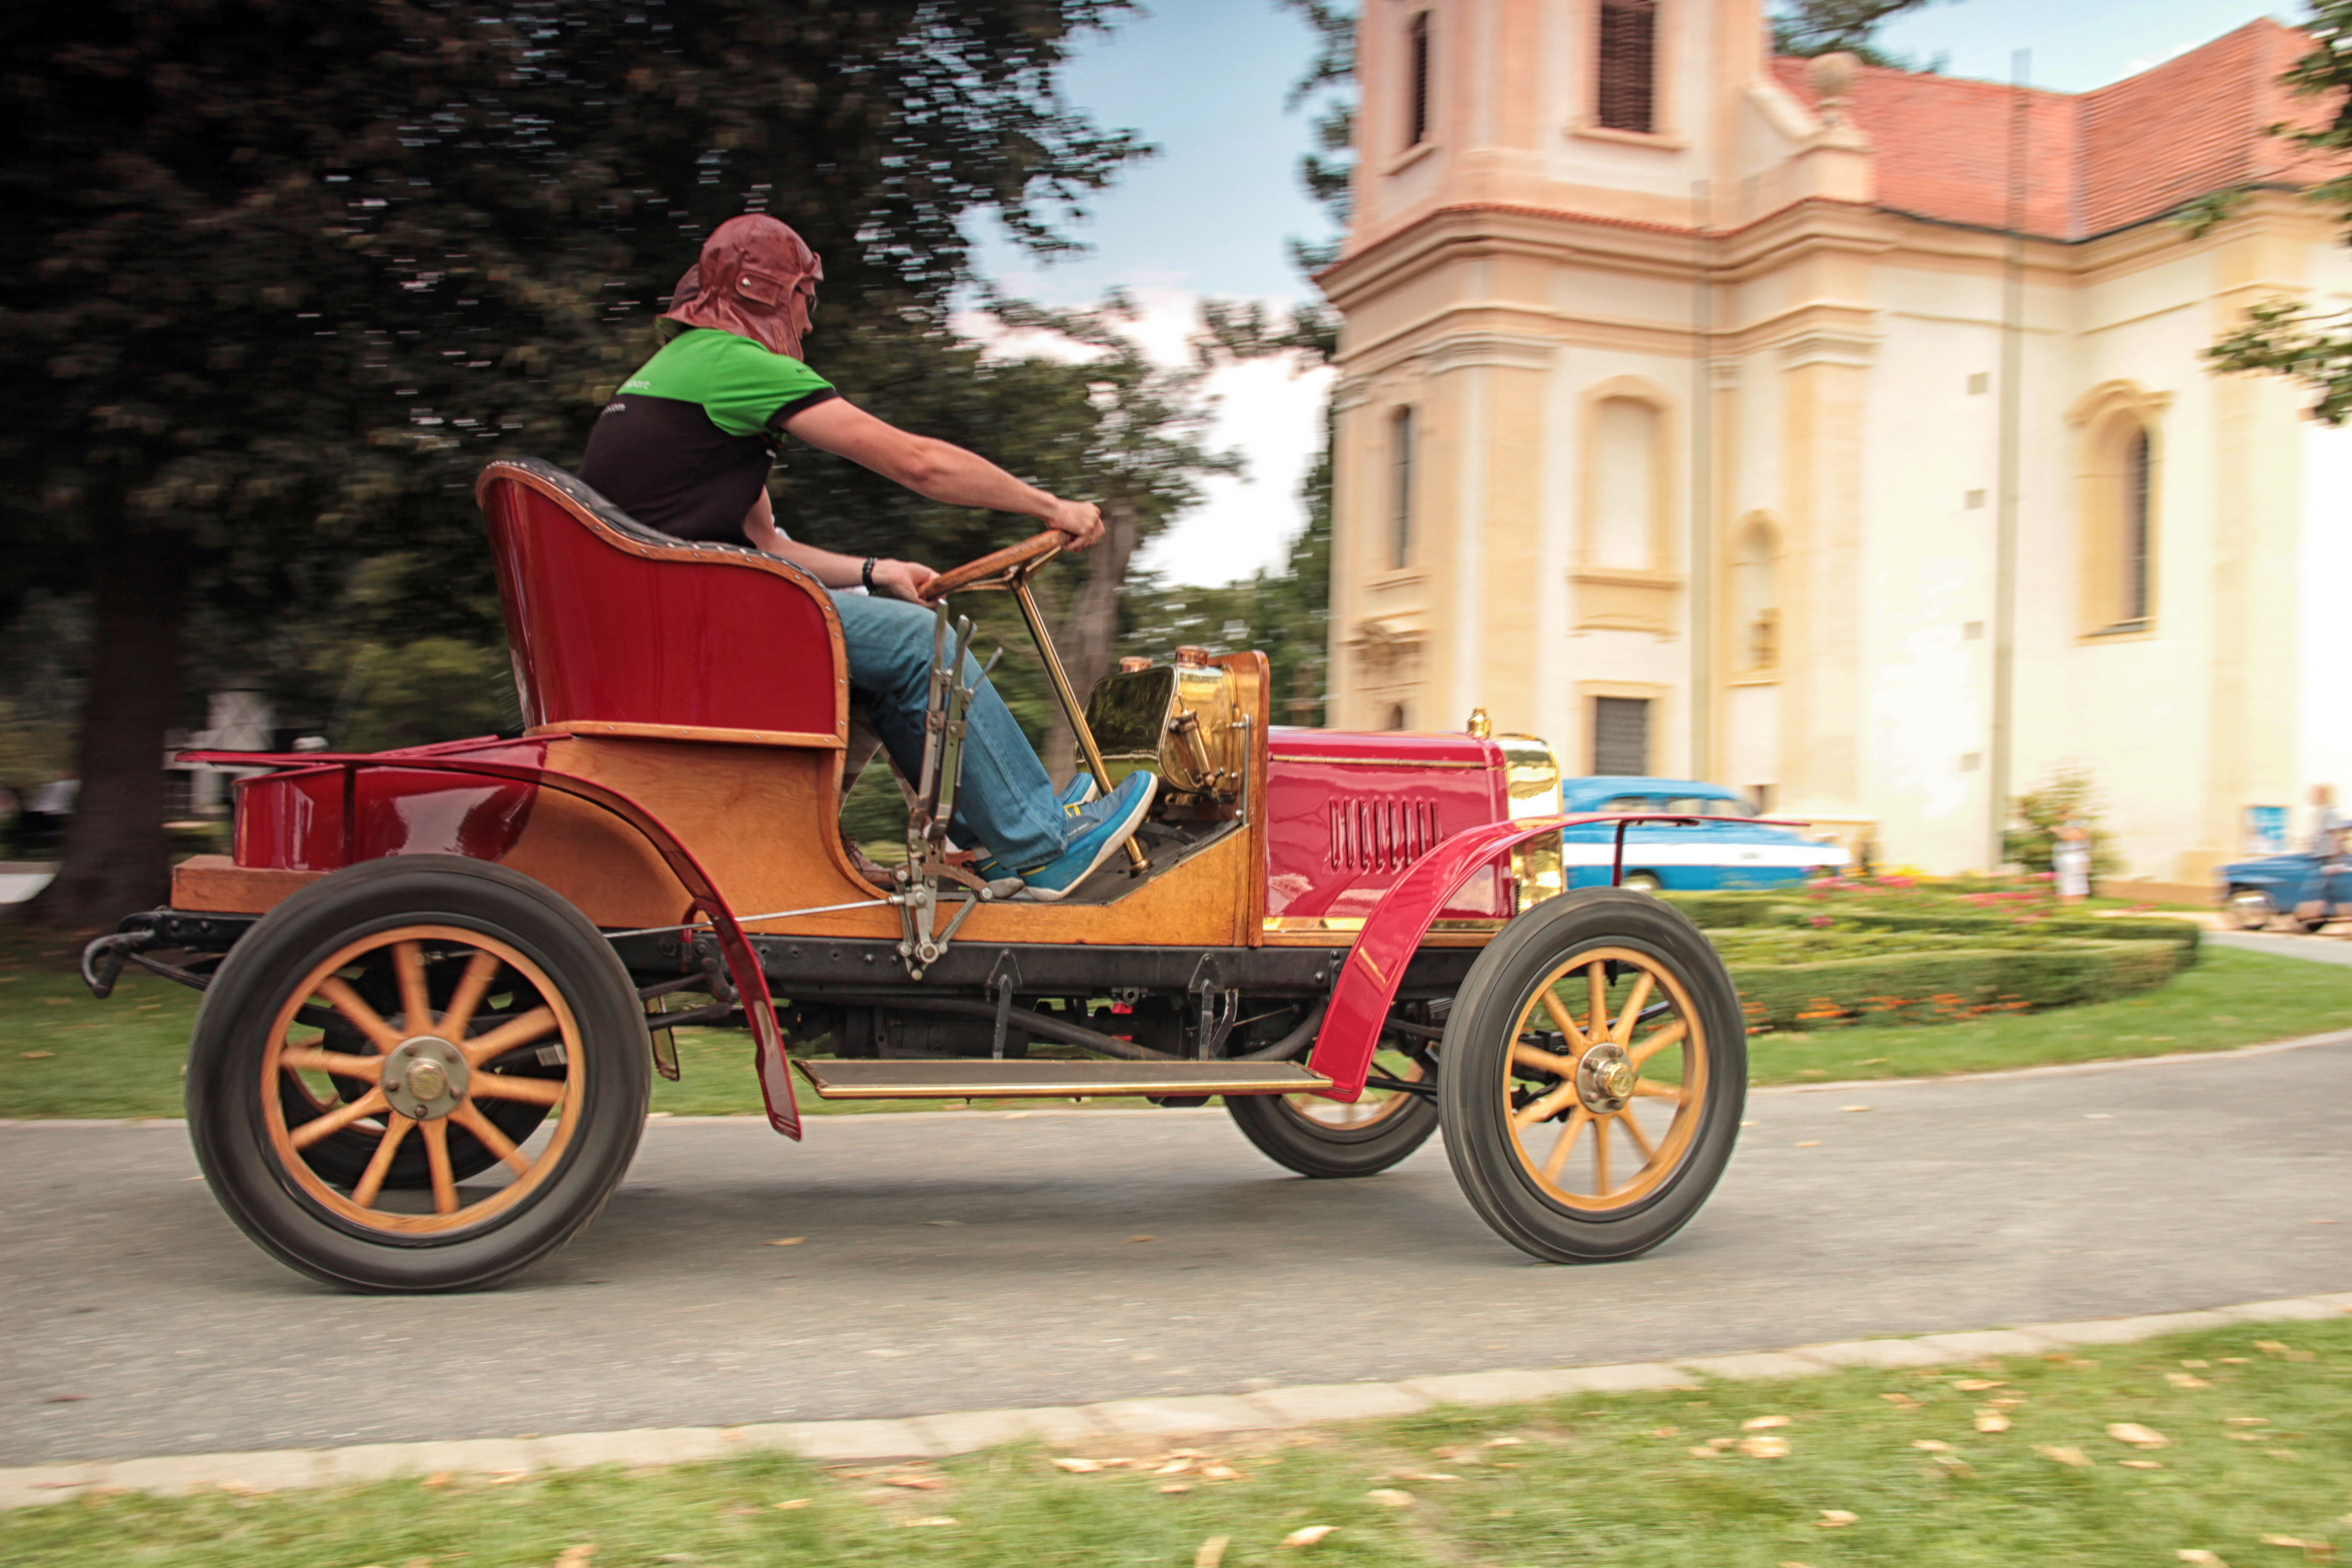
[2210,928,2352,967]
[5,1038,2348,1468]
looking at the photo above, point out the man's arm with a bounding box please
[779,397,1103,547]
[741,489,935,601]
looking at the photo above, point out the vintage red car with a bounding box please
[82,459,1748,1292]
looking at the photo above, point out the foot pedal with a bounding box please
[794,1058,1333,1101]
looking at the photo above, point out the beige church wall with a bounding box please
[1550,267,1697,342]
[2300,425,2352,840]
[2013,262,2223,884]
[1852,300,1999,872]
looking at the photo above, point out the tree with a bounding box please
[2004,768,2123,880]
[1770,0,1956,69]
[2205,1,2352,421]
[0,0,1146,928]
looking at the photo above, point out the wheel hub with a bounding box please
[381,1037,470,1122]
[1575,1041,1638,1113]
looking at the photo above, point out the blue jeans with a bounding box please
[831,590,1067,870]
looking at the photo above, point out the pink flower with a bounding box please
[1809,914,1833,929]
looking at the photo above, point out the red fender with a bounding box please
[184,750,799,1139]
[1306,815,1582,1101]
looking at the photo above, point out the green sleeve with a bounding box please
[699,335,835,437]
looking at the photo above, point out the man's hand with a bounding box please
[867,558,937,603]
[1042,498,1103,549]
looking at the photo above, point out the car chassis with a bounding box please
[82,459,1750,1292]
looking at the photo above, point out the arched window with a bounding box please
[1404,12,1431,149]
[2120,428,2151,625]
[1731,517,1781,673]
[2067,383,2166,636]
[1597,0,1658,134]
[1589,397,1659,569]
[1389,407,1416,570]
[1386,702,1408,731]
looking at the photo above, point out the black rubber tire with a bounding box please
[186,855,651,1293]
[1438,888,1745,1263]
[1225,1081,1440,1178]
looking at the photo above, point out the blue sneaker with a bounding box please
[1017,771,1157,902]
[971,773,1116,880]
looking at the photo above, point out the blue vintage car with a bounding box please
[1558,776,1850,892]
[2216,847,2350,931]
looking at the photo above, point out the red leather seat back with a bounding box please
[476,460,846,745]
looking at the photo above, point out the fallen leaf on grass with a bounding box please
[773,1499,811,1511]
[2230,1432,2272,1443]
[1815,1509,1859,1528]
[20,1050,53,1059]
[2035,1446,2092,1468]
[1280,1525,1338,1548]
[2179,1553,2229,1566]
[1687,1446,1720,1457]
[1485,1436,1525,1447]
[1158,1484,1191,1494]
[764,1238,805,1247]
[1195,1537,1230,1568]
[2257,1536,2329,1554]
[421,1473,452,1490]
[901,1516,958,1528]
[883,1475,944,1491]
[1743,1415,1792,1431]
[554,1549,595,1567]
[1390,1470,1459,1483]
[2121,1460,2165,1470]
[1951,1379,2005,1392]
[1155,1459,1196,1475]
[1200,1464,1245,1482]
[1739,1435,1791,1458]
[1912,1440,1953,1452]
[1646,1426,1680,1438]
[2181,1359,2211,1369]
[2107,1423,2170,1449]
[2220,1357,2252,1365]
[1880,1393,1921,1409]
[1975,1415,2011,1434]
[2226,1417,2269,1426]
[2169,1373,2213,1390]
[1049,1458,1104,1474]
[1366,1489,1414,1508]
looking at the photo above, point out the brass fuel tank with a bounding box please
[1080,660,1246,800]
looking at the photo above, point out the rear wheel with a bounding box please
[1439,889,1744,1263]
[1225,1048,1438,1178]
[187,856,651,1293]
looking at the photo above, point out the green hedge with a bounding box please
[1659,893,2201,964]
[1703,931,2181,1030]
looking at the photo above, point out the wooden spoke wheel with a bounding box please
[1226,1045,1438,1179]
[1439,889,1744,1263]
[188,856,651,1293]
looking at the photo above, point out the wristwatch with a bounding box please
[861,556,877,592]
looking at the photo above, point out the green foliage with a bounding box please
[1770,0,1957,68]
[1661,892,2202,964]
[2005,767,2123,879]
[1275,0,1359,271]
[2205,0,2352,419]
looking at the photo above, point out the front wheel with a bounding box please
[1439,889,1745,1263]
[2224,887,2277,931]
[187,855,652,1293]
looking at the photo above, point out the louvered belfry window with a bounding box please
[1596,0,1658,134]
[1406,12,1432,147]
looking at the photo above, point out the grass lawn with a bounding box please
[7,1318,2348,1565]
[5,942,2350,1120]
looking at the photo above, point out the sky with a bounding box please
[980,1,2304,587]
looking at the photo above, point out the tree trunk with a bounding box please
[1039,498,1138,789]
[29,510,186,934]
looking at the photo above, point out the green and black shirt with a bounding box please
[578,328,838,545]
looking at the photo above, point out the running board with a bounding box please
[793,1058,1332,1100]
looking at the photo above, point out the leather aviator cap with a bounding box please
[658,214,823,360]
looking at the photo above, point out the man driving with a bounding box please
[579,215,1153,900]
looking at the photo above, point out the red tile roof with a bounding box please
[1770,20,2337,240]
